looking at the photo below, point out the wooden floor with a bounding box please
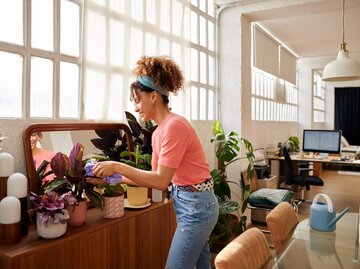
[247,168,360,229]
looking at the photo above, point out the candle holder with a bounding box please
[0,196,22,245]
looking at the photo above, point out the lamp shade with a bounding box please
[323,49,360,82]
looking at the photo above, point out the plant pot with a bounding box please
[127,186,148,206]
[36,211,67,239]
[102,195,124,218]
[66,199,87,226]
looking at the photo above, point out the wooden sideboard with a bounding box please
[0,201,176,269]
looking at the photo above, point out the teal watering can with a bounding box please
[309,193,349,232]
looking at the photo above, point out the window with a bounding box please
[251,68,298,122]
[0,0,82,119]
[83,0,208,121]
[312,70,325,123]
[189,1,216,121]
[251,24,298,122]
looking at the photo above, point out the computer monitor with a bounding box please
[302,129,342,154]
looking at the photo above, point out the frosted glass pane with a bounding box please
[191,48,198,81]
[172,42,181,66]
[146,0,156,25]
[0,0,23,45]
[60,0,80,57]
[86,11,106,64]
[108,74,124,121]
[130,27,143,67]
[131,0,143,22]
[199,88,206,120]
[191,86,198,120]
[208,2,214,16]
[191,11,197,44]
[173,0,182,36]
[208,21,214,51]
[160,0,170,33]
[84,69,105,120]
[191,0,197,7]
[32,0,53,51]
[110,0,125,13]
[199,0,206,13]
[199,16,206,47]
[200,51,206,84]
[30,57,53,118]
[145,33,156,56]
[59,62,79,118]
[0,52,23,117]
[208,90,214,120]
[160,38,170,55]
[183,6,191,41]
[110,20,124,67]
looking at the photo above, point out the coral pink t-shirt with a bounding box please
[151,113,210,186]
[33,149,56,184]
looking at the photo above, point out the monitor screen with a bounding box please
[302,129,342,154]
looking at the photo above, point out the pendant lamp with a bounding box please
[322,0,360,82]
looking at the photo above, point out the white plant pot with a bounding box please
[36,211,67,239]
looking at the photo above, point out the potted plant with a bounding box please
[284,136,300,153]
[120,145,152,206]
[99,183,126,218]
[43,143,103,226]
[29,190,75,239]
[209,120,255,252]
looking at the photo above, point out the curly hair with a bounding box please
[133,56,184,95]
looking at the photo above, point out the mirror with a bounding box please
[23,122,134,194]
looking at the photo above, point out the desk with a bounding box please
[275,212,360,269]
[268,154,360,183]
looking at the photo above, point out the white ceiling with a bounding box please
[218,0,360,59]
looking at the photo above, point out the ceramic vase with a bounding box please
[36,212,67,239]
[66,199,87,226]
[102,195,124,218]
[127,186,148,206]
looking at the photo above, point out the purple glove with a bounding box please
[85,163,123,184]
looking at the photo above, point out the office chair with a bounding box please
[281,145,324,206]
[214,227,274,269]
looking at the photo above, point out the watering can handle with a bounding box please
[312,193,333,213]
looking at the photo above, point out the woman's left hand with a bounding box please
[92,161,119,178]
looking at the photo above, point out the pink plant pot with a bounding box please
[66,200,87,226]
[102,195,124,218]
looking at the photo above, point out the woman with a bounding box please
[91,56,219,269]
[31,132,55,184]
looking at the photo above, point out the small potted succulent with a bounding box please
[29,191,76,239]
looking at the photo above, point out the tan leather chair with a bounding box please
[214,227,273,269]
[266,201,299,254]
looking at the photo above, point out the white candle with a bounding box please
[0,152,15,177]
[7,173,28,198]
[0,196,21,224]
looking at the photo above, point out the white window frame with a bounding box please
[0,0,83,119]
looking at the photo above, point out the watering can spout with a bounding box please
[328,207,350,227]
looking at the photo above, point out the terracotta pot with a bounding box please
[66,200,87,226]
[36,212,67,239]
[102,195,124,218]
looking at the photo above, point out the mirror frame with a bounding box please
[23,122,134,194]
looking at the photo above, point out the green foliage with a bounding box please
[288,136,300,151]
[209,120,254,251]
[120,145,152,171]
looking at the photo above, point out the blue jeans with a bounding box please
[166,187,219,269]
